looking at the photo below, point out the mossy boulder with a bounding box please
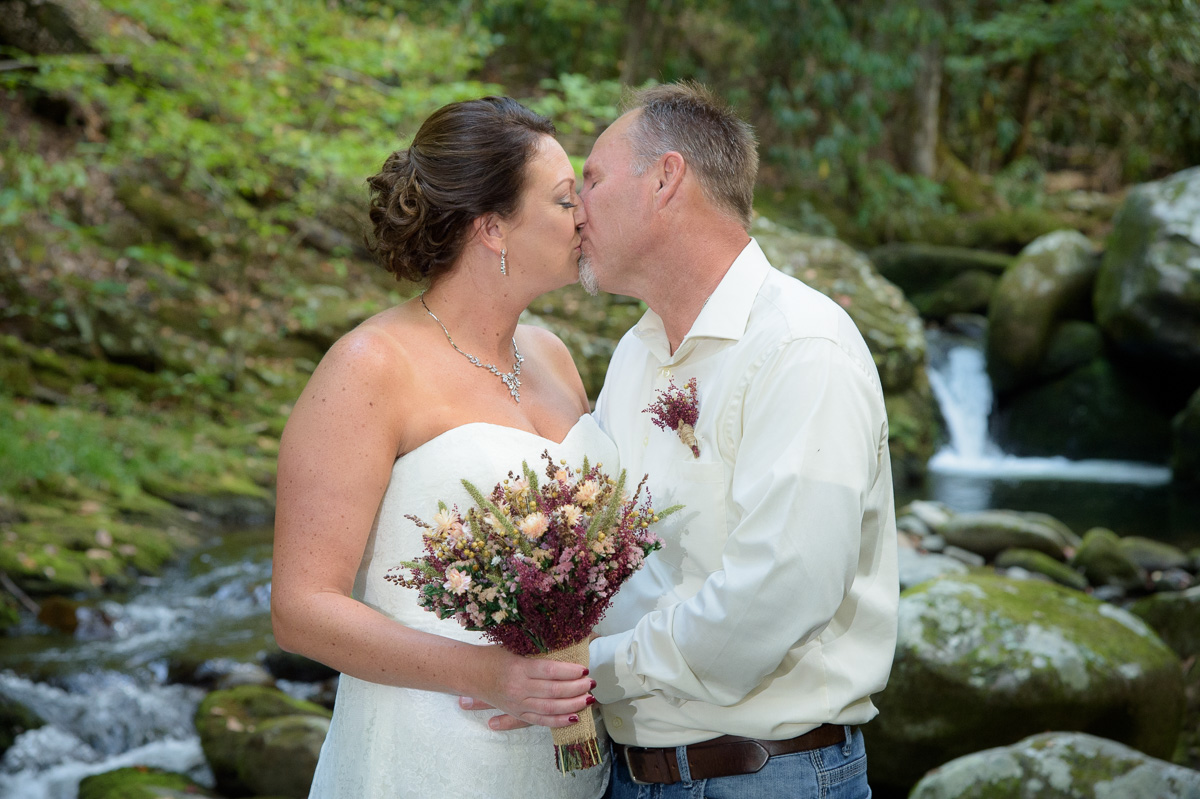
[1095,166,1200,378]
[866,573,1183,795]
[912,269,999,320]
[1037,321,1104,380]
[939,510,1075,561]
[77,766,219,799]
[898,547,969,591]
[909,731,1200,799]
[195,684,331,798]
[986,230,1099,395]
[868,243,1011,298]
[993,357,1173,462]
[994,548,1089,591]
[1128,586,1200,660]
[1117,536,1191,572]
[239,715,330,798]
[1070,527,1148,591]
[1174,388,1200,485]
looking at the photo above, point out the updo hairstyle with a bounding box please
[367,97,557,283]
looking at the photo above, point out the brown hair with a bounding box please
[366,97,556,283]
[624,82,758,230]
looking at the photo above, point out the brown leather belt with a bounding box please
[615,724,847,785]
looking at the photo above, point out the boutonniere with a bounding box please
[644,377,701,458]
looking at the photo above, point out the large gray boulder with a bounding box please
[1095,166,1200,376]
[987,230,1099,395]
[909,731,1200,799]
[866,573,1183,795]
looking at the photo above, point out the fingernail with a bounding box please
[569,714,580,724]
[586,695,597,706]
[459,697,469,708]
[488,717,499,729]
[590,679,597,689]
[581,668,590,677]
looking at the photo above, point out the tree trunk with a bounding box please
[1002,53,1042,167]
[620,0,651,86]
[908,38,943,178]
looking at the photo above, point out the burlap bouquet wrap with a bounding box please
[533,638,601,771]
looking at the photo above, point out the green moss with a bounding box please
[77,766,210,799]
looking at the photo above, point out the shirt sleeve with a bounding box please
[590,336,887,706]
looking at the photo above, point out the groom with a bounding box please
[576,83,899,797]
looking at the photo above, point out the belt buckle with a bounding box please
[622,745,654,786]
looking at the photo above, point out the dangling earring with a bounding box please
[500,248,508,276]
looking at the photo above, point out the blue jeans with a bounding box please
[607,727,870,799]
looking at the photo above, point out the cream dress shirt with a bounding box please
[590,239,899,747]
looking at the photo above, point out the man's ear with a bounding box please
[654,151,686,208]
[473,212,506,255]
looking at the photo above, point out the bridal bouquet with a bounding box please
[386,451,679,773]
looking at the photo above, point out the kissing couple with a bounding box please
[271,81,898,799]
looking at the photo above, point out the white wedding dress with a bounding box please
[308,416,615,799]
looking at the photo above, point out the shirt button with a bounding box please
[611,717,624,728]
[660,368,672,378]
[642,436,649,447]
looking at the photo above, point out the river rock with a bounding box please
[987,230,1099,395]
[195,684,331,797]
[264,649,339,683]
[866,573,1183,795]
[1128,585,1200,659]
[78,766,220,799]
[994,548,1088,591]
[1118,536,1191,572]
[1037,321,1104,380]
[909,731,1200,799]
[898,547,969,591]
[1175,387,1200,485]
[904,500,954,534]
[869,243,1011,298]
[912,269,999,320]
[1070,527,1148,591]
[1095,166,1200,377]
[940,510,1072,560]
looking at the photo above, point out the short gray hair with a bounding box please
[624,82,758,230]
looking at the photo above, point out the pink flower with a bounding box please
[519,512,550,540]
[444,568,471,595]
[574,480,601,506]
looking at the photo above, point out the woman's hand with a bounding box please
[461,645,597,730]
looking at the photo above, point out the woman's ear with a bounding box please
[474,212,507,255]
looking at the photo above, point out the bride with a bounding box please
[270,96,611,798]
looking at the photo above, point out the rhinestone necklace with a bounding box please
[421,294,524,403]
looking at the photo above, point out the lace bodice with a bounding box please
[308,417,616,799]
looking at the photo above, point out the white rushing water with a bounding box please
[0,528,274,799]
[0,671,213,799]
[924,328,1173,486]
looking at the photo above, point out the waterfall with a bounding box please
[924,327,1172,486]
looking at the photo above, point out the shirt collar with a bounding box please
[632,238,771,362]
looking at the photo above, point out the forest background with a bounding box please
[0,0,1199,615]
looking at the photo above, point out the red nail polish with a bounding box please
[569,714,580,724]
[586,695,597,706]
[590,679,597,689]
[582,668,589,677]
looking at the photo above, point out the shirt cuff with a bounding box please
[588,630,640,704]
